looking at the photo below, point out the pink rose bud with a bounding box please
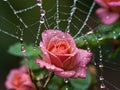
[95,0,120,25]
[35,30,92,78]
[5,66,36,90]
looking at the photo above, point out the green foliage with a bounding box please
[8,43,42,57]
[76,20,120,47]
[70,71,91,90]
[48,72,91,90]
[8,43,42,70]
[96,20,120,40]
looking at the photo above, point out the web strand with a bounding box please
[74,2,95,38]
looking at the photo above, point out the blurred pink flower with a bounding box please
[5,66,36,90]
[35,30,92,78]
[95,0,120,25]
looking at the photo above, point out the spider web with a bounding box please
[0,0,120,90]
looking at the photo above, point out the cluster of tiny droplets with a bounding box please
[34,0,46,48]
[65,0,77,33]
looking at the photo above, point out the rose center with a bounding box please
[12,74,22,86]
[48,41,70,54]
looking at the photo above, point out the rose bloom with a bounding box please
[5,66,36,90]
[35,30,92,78]
[95,0,120,25]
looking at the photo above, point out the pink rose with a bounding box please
[35,30,92,78]
[5,66,36,90]
[95,0,120,25]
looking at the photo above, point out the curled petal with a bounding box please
[96,8,119,25]
[54,70,75,78]
[48,51,63,68]
[35,59,63,72]
[40,42,51,63]
[42,30,65,46]
[73,67,87,78]
[74,49,92,67]
[108,1,120,6]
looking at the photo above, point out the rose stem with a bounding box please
[43,72,54,88]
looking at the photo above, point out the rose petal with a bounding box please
[96,8,119,25]
[94,0,108,8]
[48,51,63,68]
[5,70,18,89]
[47,38,71,55]
[108,1,120,6]
[54,70,75,78]
[40,42,51,63]
[5,69,33,90]
[73,67,87,78]
[19,66,28,73]
[35,59,63,72]
[63,56,74,70]
[42,30,65,47]
[74,49,92,67]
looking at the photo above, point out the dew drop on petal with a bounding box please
[106,16,109,19]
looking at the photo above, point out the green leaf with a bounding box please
[21,58,39,70]
[8,43,42,70]
[8,43,42,57]
[8,43,23,56]
[75,37,85,47]
[70,71,91,90]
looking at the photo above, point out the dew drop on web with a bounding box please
[64,78,69,90]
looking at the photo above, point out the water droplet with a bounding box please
[99,64,104,68]
[65,87,69,90]
[21,47,26,52]
[62,36,65,38]
[33,47,37,50]
[65,28,70,33]
[94,62,97,66]
[64,79,69,90]
[40,9,45,16]
[37,0,42,6]
[64,78,68,84]
[3,0,7,1]
[101,84,106,90]
[100,76,104,81]
[40,17,44,24]
[47,66,50,69]
[106,16,109,19]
